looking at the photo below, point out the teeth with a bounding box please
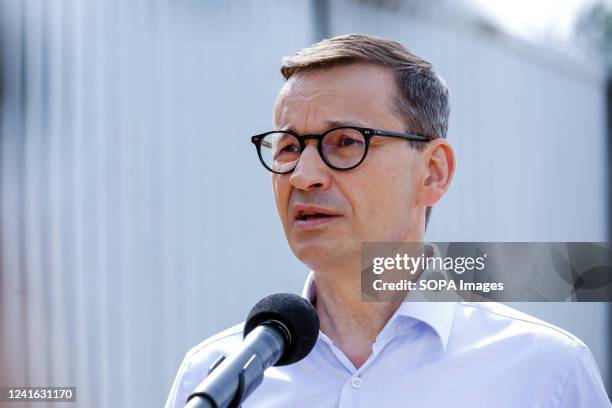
[296,209,337,221]
[299,212,330,220]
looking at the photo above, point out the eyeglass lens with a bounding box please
[259,127,366,173]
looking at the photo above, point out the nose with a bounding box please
[289,140,331,191]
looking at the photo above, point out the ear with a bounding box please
[416,138,455,207]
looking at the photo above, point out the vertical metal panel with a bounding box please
[0,0,315,406]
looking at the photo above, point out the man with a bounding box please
[166,34,610,407]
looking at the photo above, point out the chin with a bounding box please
[289,238,357,271]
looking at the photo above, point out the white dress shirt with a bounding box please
[166,272,611,407]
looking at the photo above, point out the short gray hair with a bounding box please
[280,33,450,228]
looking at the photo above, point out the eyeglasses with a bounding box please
[251,126,433,174]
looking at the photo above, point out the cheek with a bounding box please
[273,177,291,220]
[350,163,417,226]
[387,171,418,214]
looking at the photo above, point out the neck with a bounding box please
[312,258,402,369]
[309,225,426,369]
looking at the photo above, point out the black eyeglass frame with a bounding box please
[250,126,434,174]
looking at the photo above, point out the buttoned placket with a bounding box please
[316,317,420,408]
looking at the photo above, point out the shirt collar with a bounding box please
[300,251,457,351]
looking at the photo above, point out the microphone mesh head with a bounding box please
[244,293,320,366]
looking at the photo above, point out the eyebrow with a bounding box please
[280,119,367,133]
[326,119,367,128]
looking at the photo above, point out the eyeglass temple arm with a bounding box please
[372,129,433,142]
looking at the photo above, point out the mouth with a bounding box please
[296,212,335,221]
[293,206,341,230]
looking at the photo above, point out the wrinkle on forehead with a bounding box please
[274,93,346,132]
[273,65,402,132]
[274,73,347,124]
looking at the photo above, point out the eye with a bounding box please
[338,135,363,147]
[270,134,300,155]
[280,143,300,152]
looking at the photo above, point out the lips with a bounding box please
[292,205,341,229]
[293,205,340,219]
[296,211,334,221]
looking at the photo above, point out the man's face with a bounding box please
[273,63,429,271]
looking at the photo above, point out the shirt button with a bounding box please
[351,376,362,389]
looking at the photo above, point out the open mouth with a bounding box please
[296,212,335,221]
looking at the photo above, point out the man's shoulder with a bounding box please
[165,324,246,407]
[185,322,245,364]
[453,302,611,406]
[455,302,585,353]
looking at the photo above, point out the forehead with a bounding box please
[273,63,400,130]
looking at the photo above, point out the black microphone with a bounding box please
[186,293,320,408]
